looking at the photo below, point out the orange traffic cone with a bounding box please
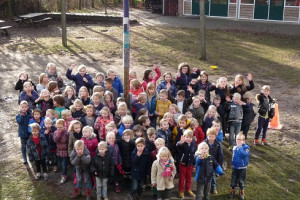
[268,103,283,130]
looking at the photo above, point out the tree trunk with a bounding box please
[200,0,206,60]
[79,0,82,10]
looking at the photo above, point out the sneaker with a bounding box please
[60,176,67,184]
[179,191,184,198]
[254,139,259,145]
[115,182,121,193]
[239,190,245,200]
[103,196,109,200]
[53,166,58,172]
[262,139,267,145]
[23,161,28,165]
[35,172,41,180]
[43,173,48,181]
[187,189,196,197]
[211,187,217,194]
[127,194,135,200]
[229,188,235,198]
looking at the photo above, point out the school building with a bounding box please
[165,0,300,23]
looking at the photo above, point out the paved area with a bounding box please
[129,8,300,36]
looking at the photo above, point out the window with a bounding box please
[241,0,254,4]
[286,0,300,6]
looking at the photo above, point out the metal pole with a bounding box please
[123,0,130,105]
[200,0,206,60]
[61,0,67,47]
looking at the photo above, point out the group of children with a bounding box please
[15,62,276,200]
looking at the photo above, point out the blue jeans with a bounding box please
[229,122,241,146]
[230,168,246,190]
[131,178,144,196]
[196,182,211,200]
[76,166,92,189]
[20,137,29,163]
[211,171,216,188]
[48,152,58,166]
[58,156,68,175]
[96,177,108,197]
[255,117,269,140]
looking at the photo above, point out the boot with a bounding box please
[71,188,81,198]
[262,139,268,145]
[229,188,235,198]
[254,139,259,145]
[115,182,121,193]
[187,189,196,197]
[73,172,77,184]
[86,188,92,200]
[179,191,184,198]
[239,190,245,200]
[211,187,217,194]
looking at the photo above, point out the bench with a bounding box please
[0,26,12,36]
[32,17,52,24]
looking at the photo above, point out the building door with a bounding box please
[269,0,284,20]
[210,0,228,16]
[192,0,209,15]
[254,0,269,19]
[254,0,284,20]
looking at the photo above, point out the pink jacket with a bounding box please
[142,67,161,91]
[81,133,98,157]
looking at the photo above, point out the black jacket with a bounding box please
[131,149,151,180]
[90,151,114,178]
[119,139,135,172]
[242,103,256,126]
[195,155,220,184]
[204,139,223,166]
[176,141,197,166]
[256,93,275,119]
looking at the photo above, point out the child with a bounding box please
[163,112,176,132]
[213,94,227,135]
[94,107,112,141]
[189,96,205,126]
[202,105,219,135]
[175,62,192,98]
[28,108,44,134]
[107,69,123,97]
[90,141,114,200]
[68,120,83,155]
[70,140,92,199]
[61,109,74,131]
[230,73,255,99]
[118,129,135,177]
[105,121,120,142]
[53,119,69,184]
[70,99,85,120]
[66,64,94,96]
[20,81,39,110]
[142,64,161,91]
[185,110,193,120]
[41,117,58,172]
[172,114,192,145]
[176,130,197,198]
[168,104,181,123]
[103,91,116,115]
[15,72,37,95]
[229,133,250,200]
[91,92,104,117]
[138,115,151,137]
[169,90,193,115]
[197,71,215,102]
[204,128,224,194]
[48,81,60,96]
[93,86,105,103]
[95,72,105,88]
[195,142,224,200]
[156,89,172,121]
[151,147,176,200]
[81,126,98,157]
[226,93,245,150]
[254,85,275,145]
[212,119,223,144]
[157,119,173,151]
[79,86,90,106]
[63,86,76,109]
[16,100,32,164]
[114,102,130,128]
[157,72,177,98]
[80,105,96,128]
[190,118,205,146]
[104,78,118,102]
[129,79,144,119]
[134,108,149,125]
[131,92,149,118]
[45,62,64,88]
[215,77,231,105]
[53,95,66,119]
[106,132,123,193]
[35,89,53,116]
[146,127,157,153]
[36,73,49,94]
[146,82,158,128]
[27,123,49,180]
[118,115,134,137]
[129,70,137,83]
[133,124,145,141]
[129,138,151,199]
[198,90,210,113]
[151,138,165,162]
[45,109,57,124]
[241,92,256,140]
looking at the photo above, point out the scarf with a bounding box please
[160,159,174,178]
[73,131,82,140]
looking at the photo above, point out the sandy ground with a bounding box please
[0,8,299,200]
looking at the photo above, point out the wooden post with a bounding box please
[61,0,67,47]
[200,0,206,60]
[123,0,130,105]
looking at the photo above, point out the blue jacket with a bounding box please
[176,73,192,98]
[195,155,224,184]
[28,117,45,134]
[26,134,49,162]
[156,129,173,150]
[204,139,223,166]
[216,130,223,143]
[66,69,94,95]
[176,141,197,166]
[202,117,214,134]
[232,143,250,169]
[20,91,39,110]
[156,80,177,98]
[147,93,157,115]
[112,76,124,97]
[131,148,151,181]
[118,123,134,137]
[131,99,149,116]
[107,143,122,165]
[16,110,32,138]
[40,125,57,152]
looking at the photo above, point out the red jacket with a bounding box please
[141,67,161,91]
[81,134,98,157]
[194,126,205,146]
[94,116,112,141]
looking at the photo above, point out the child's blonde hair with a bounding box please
[91,92,102,100]
[68,120,82,132]
[159,118,169,126]
[163,112,174,120]
[82,126,93,136]
[198,89,206,96]
[123,129,134,139]
[178,114,188,123]
[198,71,209,82]
[70,99,85,113]
[100,106,111,116]
[78,64,86,72]
[84,105,95,116]
[23,81,32,88]
[122,115,133,124]
[233,93,241,100]
[135,137,146,146]
[154,138,165,146]
[117,102,128,110]
[40,89,50,97]
[190,118,199,127]
[138,92,147,100]
[234,74,247,91]
[146,82,156,96]
[129,70,136,77]
[106,131,116,141]
[93,86,104,94]
[63,86,76,97]
[61,109,72,119]
[30,123,41,131]
[204,105,219,120]
[104,91,114,102]
[44,117,53,125]
[147,127,157,137]
[159,89,168,96]
[196,142,209,155]
[55,119,65,127]
[106,69,115,76]
[98,141,108,149]
[130,79,141,89]
[262,85,270,91]
[47,62,56,70]
[105,121,116,130]
[39,73,48,84]
[183,129,193,138]
[20,100,28,107]
[206,128,217,136]
[169,104,180,113]
[46,109,55,116]
[157,147,171,159]
[237,132,246,140]
[74,140,84,148]
[96,72,105,79]
[79,86,89,98]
